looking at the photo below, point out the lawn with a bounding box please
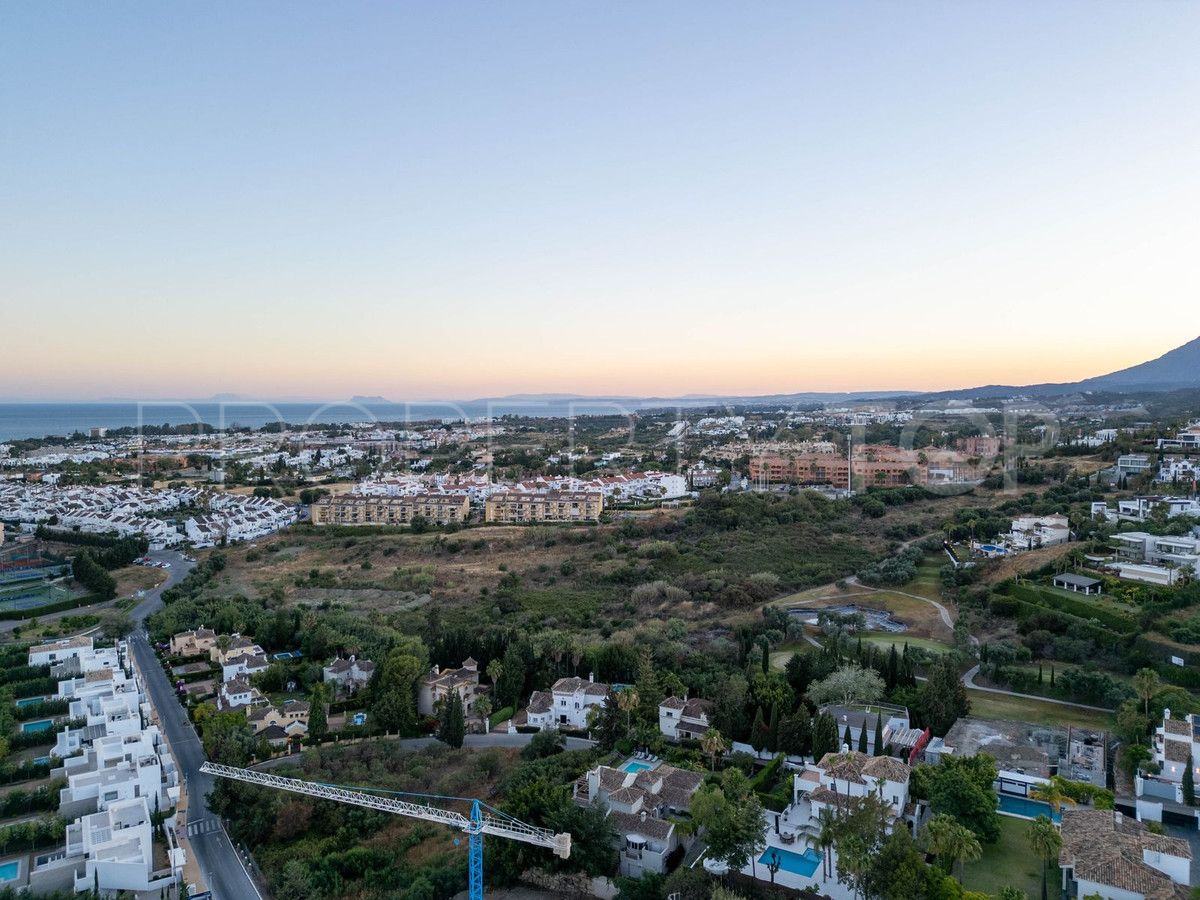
[960,814,1046,899]
[965,688,1115,731]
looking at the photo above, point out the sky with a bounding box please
[2,2,1199,401]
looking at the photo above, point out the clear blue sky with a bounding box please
[2,2,1198,399]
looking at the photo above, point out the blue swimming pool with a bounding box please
[0,860,19,882]
[997,793,1061,822]
[21,719,53,733]
[16,696,46,708]
[622,760,654,774]
[979,544,1008,554]
[32,756,50,766]
[760,846,821,877]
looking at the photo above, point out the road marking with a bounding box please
[187,818,222,836]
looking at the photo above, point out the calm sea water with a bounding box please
[0,400,684,442]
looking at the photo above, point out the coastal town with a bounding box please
[0,395,1199,900]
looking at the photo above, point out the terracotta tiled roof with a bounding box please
[525,690,552,715]
[862,756,911,783]
[552,676,609,697]
[1162,718,1191,737]
[660,697,686,711]
[608,810,674,842]
[1164,741,1192,763]
[1059,809,1191,900]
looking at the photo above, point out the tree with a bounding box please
[701,727,727,771]
[1029,777,1077,815]
[98,609,134,640]
[766,702,780,753]
[1184,759,1196,807]
[857,721,868,754]
[778,707,810,757]
[371,646,426,736]
[817,806,836,880]
[1026,814,1061,900]
[521,728,565,760]
[307,685,327,740]
[475,695,493,733]
[924,813,982,881]
[923,755,1001,842]
[873,713,884,756]
[811,712,839,761]
[750,707,767,753]
[919,655,970,735]
[691,769,766,875]
[439,689,466,749]
[615,688,640,732]
[863,827,931,900]
[495,644,527,709]
[807,664,885,707]
[1133,668,1162,715]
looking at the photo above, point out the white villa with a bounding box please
[323,655,376,694]
[572,762,703,878]
[658,696,715,742]
[523,675,609,731]
[1007,513,1070,550]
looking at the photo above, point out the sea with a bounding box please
[0,399,691,442]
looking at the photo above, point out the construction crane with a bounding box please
[199,761,571,900]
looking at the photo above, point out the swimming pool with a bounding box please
[21,719,53,733]
[32,756,50,766]
[16,696,46,708]
[979,544,1009,554]
[0,860,19,882]
[759,846,821,877]
[997,793,1061,822]
[622,760,654,774]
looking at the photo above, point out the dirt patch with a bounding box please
[976,543,1074,584]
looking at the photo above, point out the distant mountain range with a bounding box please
[475,335,1200,408]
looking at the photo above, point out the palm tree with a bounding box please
[1030,777,1077,815]
[700,727,727,771]
[485,659,503,686]
[474,696,492,733]
[817,807,836,880]
[615,688,639,732]
[1026,815,1061,900]
[1133,668,1161,716]
[924,813,981,882]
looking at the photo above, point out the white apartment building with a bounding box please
[524,675,609,730]
[1156,423,1200,451]
[29,635,95,668]
[1157,456,1200,488]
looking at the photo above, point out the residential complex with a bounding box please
[484,491,603,524]
[310,492,470,527]
[19,636,186,896]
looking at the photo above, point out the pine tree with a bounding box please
[885,645,899,691]
[873,714,884,756]
[1184,760,1196,807]
[767,702,780,753]
[857,722,868,754]
[843,724,853,751]
[811,712,838,761]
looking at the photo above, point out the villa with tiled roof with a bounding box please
[523,674,609,730]
[572,762,704,878]
[1059,808,1191,899]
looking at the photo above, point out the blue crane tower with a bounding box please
[200,761,572,900]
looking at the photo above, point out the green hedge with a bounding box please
[1136,634,1200,668]
[8,676,57,700]
[15,700,68,722]
[489,706,515,728]
[1008,584,1135,633]
[0,664,51,685]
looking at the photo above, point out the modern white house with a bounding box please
[1117,454,1154,479]
[523,675,609,730]
[1112,531,1200,585]
[28,635,95,668]
[1058,808,1191,900]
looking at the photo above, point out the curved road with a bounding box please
[129,550,263,900]
[961,664,1115,713]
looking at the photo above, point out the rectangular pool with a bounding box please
[20,719,53,733]
[997,793,1061,822]
[759,846,821,877]
[16,696,46,708]
[622,760,654,774]
[0,860,19,882]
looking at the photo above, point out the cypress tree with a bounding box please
[885,645,899,692]
[767,702,780,752]
[750,707,767,752]
[439,690,466,749]
[857,722,868,754]
[843,725,853,751]
[873,714,884,756]
[1184,761,1196,807]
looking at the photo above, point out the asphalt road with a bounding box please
[130,550,263,900]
